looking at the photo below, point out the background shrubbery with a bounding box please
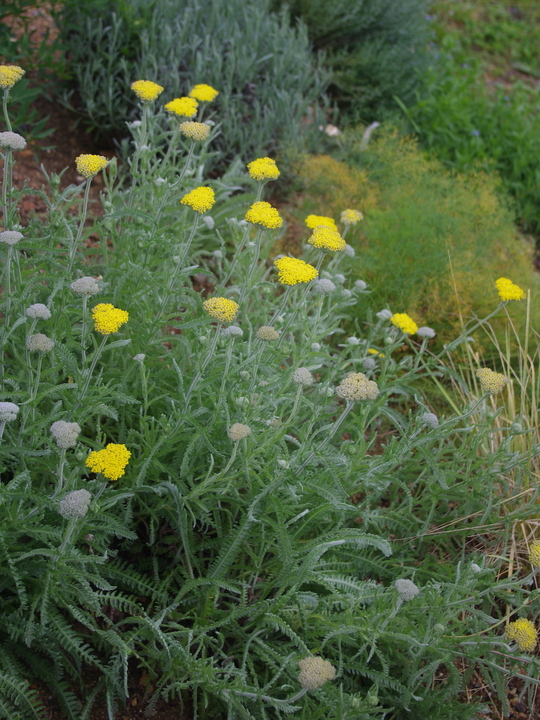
[57,0,329,167]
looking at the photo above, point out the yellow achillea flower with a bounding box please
[189,84,219,102]
[368,348,385,357]
[308,225,346,252]
[529,541,540,569]
[495,277,526,302]
[0,65,25,89]
[391,313,418,335]
[85,443,131,481]
[203,297,239,323]
[181,186,215,213]
[131,79,164,102]
[75,154,109,178]
[245,201,283,229]
[165,96,198,118]
[305,214,337,230]
[340,209,363,225]
[247,157,280,182]
[179,121,210,142]
[91,303,129,335]
[274,257,318,285]
[505,618,537,652]
[476,367,509,395]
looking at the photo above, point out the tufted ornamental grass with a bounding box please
[1,63,540,720]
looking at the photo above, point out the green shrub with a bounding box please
[1,66,540,719]
[399,40,540,236]
[285,128,540,343]
[273,0,431,122]
[56,0,329,167]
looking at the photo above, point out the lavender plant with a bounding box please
[0,65,539,720]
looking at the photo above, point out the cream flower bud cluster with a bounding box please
[256,326,280,341]
[313,279,336,294]
[394,578,420,601]
[228,423,252,441]
[26,333,55,353]
[0,230,23,245]
[0,402,20,422]
[0,131,26,150]
[297,657,336,690]
[70,276,100,296]
[336,373,379,401]
[26,303,51,320]
[58,489,92,519]
[293,367,314,386]
[422,412,439,429]
[50,421,81,449]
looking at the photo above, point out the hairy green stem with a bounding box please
[67,179,92,276]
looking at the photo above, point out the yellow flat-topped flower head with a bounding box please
[203,297,239,323]
[76,154,109,178]
[476,367,508,395]
[165,96,198,118]
[308,225,346,252]
[91,303,129,335]
[131,79,164,102]
[305,214,337,230]
[274,256,318,285]
[181,186,215,213]
[505,618,537,652]
[495,277,526,302]
[247,157,280,182]
[391,313,418,335]
[0,65,25,89]
[189,84,219,102]
[85,443,131,481]
[529,541,540,569]
[179,121,210,142]
[245,201,283,229]
[340,209,363,226]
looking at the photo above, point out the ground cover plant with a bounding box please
[1,64,540,720]
[400,0,540,237]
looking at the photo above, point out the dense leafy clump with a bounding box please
[1,63,540,720]
[273,0,431,122]
[56,0,329,167]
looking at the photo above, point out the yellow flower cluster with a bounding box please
[0,65,25,89]
[305,214,337,230]
[476,367,509,395]
[340,209,363,225]
[336,372,379,401]
[245,201,283,229]
[75,154,109,178]
[189,84,219,102]
[274,257,318,285]
[297,657,336,690]
[179,121,210,142]
[91,303,129,335]
[391,313,418,335]
[181,186,215,213]
[165,96,198,118]
[495,277,525,302]
[85,443,131,481]
[247,157,280,182]
[131,79,164,102]
[308,225,346,252]
[529,541,540,569]
[505,618,537,652]
[203,297,239,323]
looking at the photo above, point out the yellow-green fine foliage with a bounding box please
[290,128,539,340]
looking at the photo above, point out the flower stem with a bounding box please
[2,89,12,131]
[184,322,222,408]
[67,179,92,276]
[72,334,108,414]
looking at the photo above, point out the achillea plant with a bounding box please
[0,63,539,720]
